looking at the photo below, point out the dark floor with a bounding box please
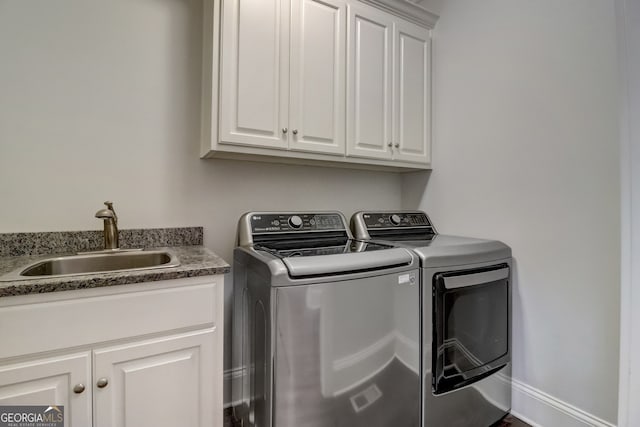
[223,407,234,427]
[223,407,531,426]
[497,414,532,427]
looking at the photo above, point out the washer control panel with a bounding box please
[362,212,432,229]
[251,213,345,233]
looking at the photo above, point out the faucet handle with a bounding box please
[95,208,114,219]
[103,201,117,224]
[95,201,117,222]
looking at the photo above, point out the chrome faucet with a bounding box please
[95,201,119,250]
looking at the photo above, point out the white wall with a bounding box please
[403,0,620,424]
[0,0,403,403]
[617,0,640,425]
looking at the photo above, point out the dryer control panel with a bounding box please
[361,212,432,228]
[351,211,437,240]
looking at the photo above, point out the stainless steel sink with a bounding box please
[1,250,180,281]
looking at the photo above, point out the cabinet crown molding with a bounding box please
[358,0,439,28]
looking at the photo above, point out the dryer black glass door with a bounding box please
[433,264,510,395]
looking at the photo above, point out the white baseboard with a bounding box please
[512,378,616,427]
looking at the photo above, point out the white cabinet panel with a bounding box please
[0,352,92,427]
[393,19,431,164]
[289,0,346,155]
[347,4,393,160]
[0,277,223,427]
[206,0,432,170]
[346,4,430,164]
[0,281,216,360]
[93,329,216,427]
[220,0,289,149]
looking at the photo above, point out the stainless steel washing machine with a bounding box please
[232,212,421,427]
[351,211,512,427]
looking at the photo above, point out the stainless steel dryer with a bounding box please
[232,212,421,427]
[351,211,512,427]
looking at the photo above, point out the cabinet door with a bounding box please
[0,352,92,427]
[346,3,394,160]
[219,0,290,149]
[93,329,217,427]
[289,0,346,155]
[393,19,431,164]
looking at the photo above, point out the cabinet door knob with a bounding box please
[388,142,393,147]
[292,129,298,135]
[282,127,288,134]
[73,384,86,394]
[96,378,109,388]
[394,143,399,148]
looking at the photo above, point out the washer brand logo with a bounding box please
[253,216,262,220]
[0,405,64,427]
[398,273,416,285]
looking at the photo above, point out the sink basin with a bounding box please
[1,250,180,281]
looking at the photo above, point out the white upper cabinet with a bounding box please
[393,18,431,164]
[358,0,440,27]
[219,0,346,155]
[346,3,394,160]
[346,2,431,164]
[219,0,289,149]
[289,0,346,155]
[205,0,434,171]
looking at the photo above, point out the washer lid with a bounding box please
[282,247,414,278]
[254,237,391,257]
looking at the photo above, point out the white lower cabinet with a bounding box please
[0,277,223,427]
[93,329,215,427]
[0,352,92,427]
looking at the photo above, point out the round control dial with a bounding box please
[390,214,402,226]
[288,215,303,229]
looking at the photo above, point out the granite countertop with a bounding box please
[0,227,230,298]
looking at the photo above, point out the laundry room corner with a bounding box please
[401,0,621,426]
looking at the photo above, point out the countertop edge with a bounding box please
[0,246,230,298]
